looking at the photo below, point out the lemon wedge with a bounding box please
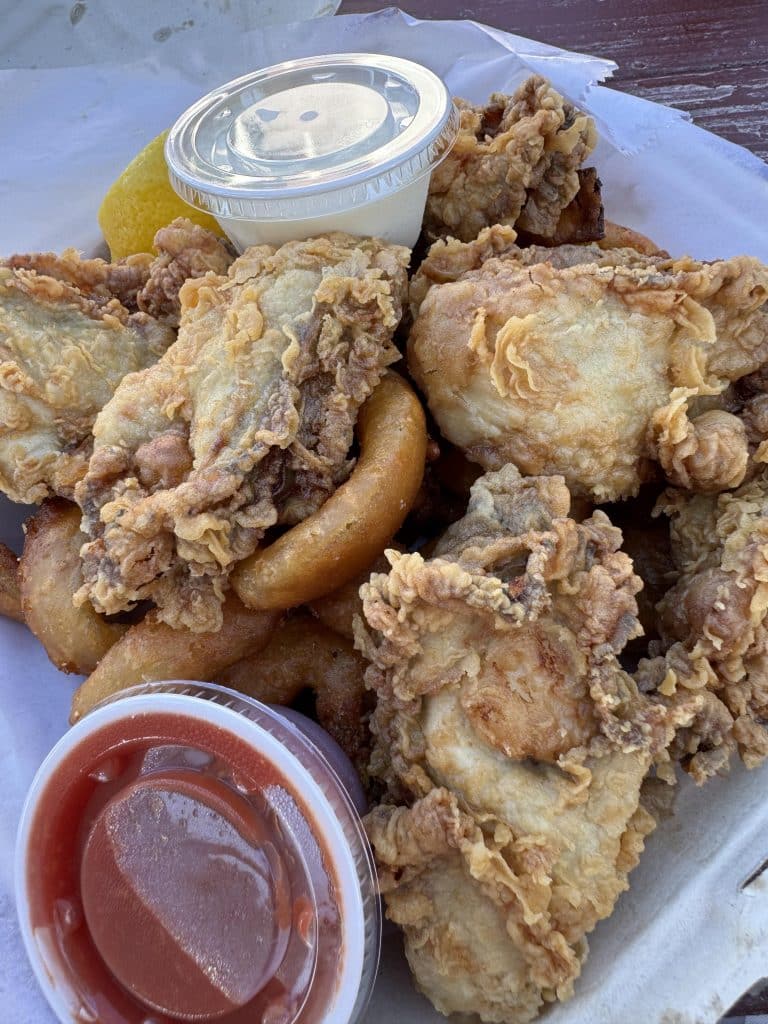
[98,131,224,259]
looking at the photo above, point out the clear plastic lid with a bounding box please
[165,52,459,221]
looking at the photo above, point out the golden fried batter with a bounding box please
[136,219,234,327]
[0,219,232,505]
[4,249,153,311]
[424,76,598,243]
[639,471,768,776]
[0,265,174,503]
[409,226,674,319]
[5,218,233,328]
[0,541,22,622]
[358,466,697,1023]
[76,234,409,632]
[408,232,768,501]
[515,167,604,247]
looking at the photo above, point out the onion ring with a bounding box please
[219,613,369,771]
[231,371,427,611]
[71,596,279,723]
[308,550,398,641]
[0,542,22,623]
[20,500,129,673]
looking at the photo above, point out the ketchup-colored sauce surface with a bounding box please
[26,712,344,1024]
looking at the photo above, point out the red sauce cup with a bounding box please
[16,681,381,1024]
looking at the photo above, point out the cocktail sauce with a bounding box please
[25,708,345,1024]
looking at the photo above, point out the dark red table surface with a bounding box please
[339,2,768,1019]
[340,0,768,162]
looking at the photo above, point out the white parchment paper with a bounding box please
[1,9,768,1023]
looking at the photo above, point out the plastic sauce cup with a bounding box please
[16,681,380,1024]
[164,53,459,250]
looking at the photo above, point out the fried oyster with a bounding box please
[424,75,599,244]
[0,263,174,504]
[636,468,768,779]
[358,465,697,1024]
[76,233,409,633]
[408,226,768,502]
[0,219,233,505]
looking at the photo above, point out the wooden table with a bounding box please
[338,2,767,1018]
[339,0,768,162]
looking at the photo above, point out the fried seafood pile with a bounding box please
[0,221,421,748]
[3,72,768,1024]
[359,467,699,1022]
[75,233,408,632]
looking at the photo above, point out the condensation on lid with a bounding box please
[165,53,459,221]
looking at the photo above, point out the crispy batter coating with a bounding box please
[0,221,230,506]
[358,466,696,1023]
[136,219,234,327]
[424,76,597,243]
[76,234,408,632]
[0,541,22,622]
[515,167,604,247]
[5,218,233,329]
[634,652,736,783]
[408,230,768,501]
[0,265,174,503]
[4,249,154,311]
[409,225,674,320]
[640,471,768,775]
[651,404,749,492]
